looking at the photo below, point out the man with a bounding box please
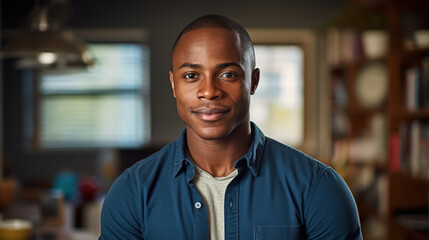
[100,14,362,240]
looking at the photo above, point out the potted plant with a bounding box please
[359,10,388,59]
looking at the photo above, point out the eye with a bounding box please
[183,73,198,79]
[220,72,237,79]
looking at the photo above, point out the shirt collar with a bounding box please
[173,122,266,178]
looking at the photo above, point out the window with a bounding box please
[38,43,150,149]
[248,29,316,153]
[251,45,304,146]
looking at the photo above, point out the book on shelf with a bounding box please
[332,74,348,108]
[326,28,363,66]
[420,123,429,178]
[392,121,429,179]
[410,121,420,176]
[405,67,420,110]
[404,57,429,110]
[422,57,429,108]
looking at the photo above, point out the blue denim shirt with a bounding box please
[100,124,362,240]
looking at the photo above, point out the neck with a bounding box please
[186,122,252,177]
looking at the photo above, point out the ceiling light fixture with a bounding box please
[1,0,94,69]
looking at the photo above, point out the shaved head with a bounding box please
[171,14,255,70]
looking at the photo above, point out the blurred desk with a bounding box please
[2,193,101,240]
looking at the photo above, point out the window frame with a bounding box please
[248,29,317,155]
[31,29,150,150]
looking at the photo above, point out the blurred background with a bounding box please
[0,0,428,239]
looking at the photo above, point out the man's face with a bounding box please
[169,28,259,140]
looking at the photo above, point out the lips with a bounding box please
[191,107,230,121]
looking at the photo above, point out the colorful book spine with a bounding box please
[394,121,429,179]
[422,57,429,108]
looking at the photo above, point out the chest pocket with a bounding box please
[253,225,304,240]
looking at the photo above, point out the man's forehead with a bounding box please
[174,28,241,53]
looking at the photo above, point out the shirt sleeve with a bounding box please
[304,167,363,240]
[99,169,144,240]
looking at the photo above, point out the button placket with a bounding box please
[224,182,239,240]
[188,180,209,240]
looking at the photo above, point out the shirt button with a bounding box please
[195,202,202,209]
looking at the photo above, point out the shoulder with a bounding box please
[261,137,350,204]
[303,164,362,239]
[261,139,361,239]
[262,137,329,179]
[102,141,178,211]
[125,141,177,179]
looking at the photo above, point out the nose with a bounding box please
[197,76,222,100]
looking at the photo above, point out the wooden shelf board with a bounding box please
[390,217,429,240]
[389,171,429,218]
[403,48,429,58]
[347,107,386,115]
[330,57,386,72]
[390,171,429,186]
[401,48,429,66]
[389,108,429,120]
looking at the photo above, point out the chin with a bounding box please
[192,125,231,140]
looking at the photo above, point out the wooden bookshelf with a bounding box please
[383,0,429,239]
[389,108,429,120]
[327,0,429,239]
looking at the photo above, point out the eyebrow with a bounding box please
[178,63,201,69]
[178,62,242,70]
[216,62,241,69]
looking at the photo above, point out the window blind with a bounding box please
[39,44,150,148]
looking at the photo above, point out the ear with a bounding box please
[169,70,176,98]
[250,68,260,95]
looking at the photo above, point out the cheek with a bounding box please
[174,86,193,118]
[228,84,251,113]
[231,80,250,101]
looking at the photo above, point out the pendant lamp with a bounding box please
[1,1,94,69]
